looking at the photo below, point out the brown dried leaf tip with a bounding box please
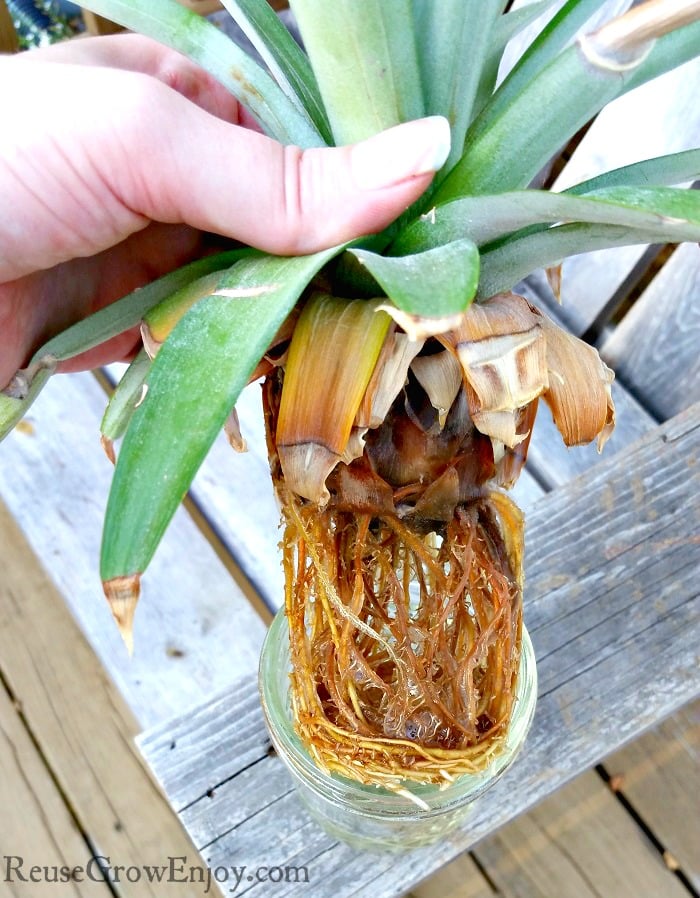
[103,574,141,656]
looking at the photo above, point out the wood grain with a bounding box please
[604,699,700,891]
[472,770,689,898]
[0,0,18,54]
[410,759,695,898]
[601,243,700,422]
[139,403,700,898]
[0,500,218,898]
[0,683,109,897]
[0,372,265,728]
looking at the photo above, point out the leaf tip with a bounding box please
[103,574,141,656]
[100,434,116,465]
[377,305,465,341]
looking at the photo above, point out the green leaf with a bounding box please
[474,0,562,120]
[470,0,616,147]
[412,0,501,172]
[437,16,700,201]
[33,251,251,365]
[0,252,246,442]
[566,148,700,195]
[288,0,423,144]
[437,43,617,199]
[101,350,152,447]
[392,185,700,253]
[349,239,479,319]
[477,218,700,300]
[220,0,332,143]
[78,0,324,146]
[493,0,563,48]
[100,245,344,582]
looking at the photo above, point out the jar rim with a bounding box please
[259,610,537,813]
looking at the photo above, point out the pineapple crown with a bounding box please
[1,0,699,647]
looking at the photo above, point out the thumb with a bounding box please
[113,93,451,255]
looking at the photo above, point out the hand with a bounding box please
[0,34,450,388]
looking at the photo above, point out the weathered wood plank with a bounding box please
[406,857,493,898]
[526,380,654,489]
[604,699,700,892]
[0,372,265,728]
[543,60,700,335]
[410,731,697,898]
[472,770,689,898]
[139,403,700,898]
[0,500,219,898]
[0,0,18,54]
[601,243,700,422]
[0,682,110,897]
[516,280,656,488]
[191,383,286,613]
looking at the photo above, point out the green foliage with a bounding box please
[8,0,699,594]
[350,239,480,319]
[289,0,424,144]
[100,246,345,581]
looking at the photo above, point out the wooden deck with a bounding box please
[1,393,698,898]
[1,3,699,897]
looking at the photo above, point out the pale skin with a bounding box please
[0,34,450,390]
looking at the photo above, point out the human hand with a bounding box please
[0,33,450,389]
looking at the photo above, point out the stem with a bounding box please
[581,0,700,69]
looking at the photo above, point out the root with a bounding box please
[280,490,522,787]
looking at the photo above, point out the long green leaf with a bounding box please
[32,252,251,365]
[477,218,700,299]
[438,42,619,199]
[288,0,423,144]
[412,0,501,172]
[101,350,152,448]
[220,0,332,143]
[78,0,323,146]
[437,15,700,200]
[566,148,700,195]
[392,185,700,253]
[0,252,246,442]
[100,245,344,582]
[493,0,564,49]
[473,0,563,120]
[470,0,630,147]
[349,239,479,319]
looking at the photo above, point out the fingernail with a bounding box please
[351,116,451,191]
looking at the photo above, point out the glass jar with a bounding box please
[259,610,537,852]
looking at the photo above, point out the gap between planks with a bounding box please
[0,499,222,898]
[407,704,700,898]
[0,673,111,897]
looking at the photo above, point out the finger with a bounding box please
[14,33,241,124]
[0,223,202,388]
[0,61,449,279]
[108,100,451,256]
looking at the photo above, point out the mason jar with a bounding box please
[259,610,537,852]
